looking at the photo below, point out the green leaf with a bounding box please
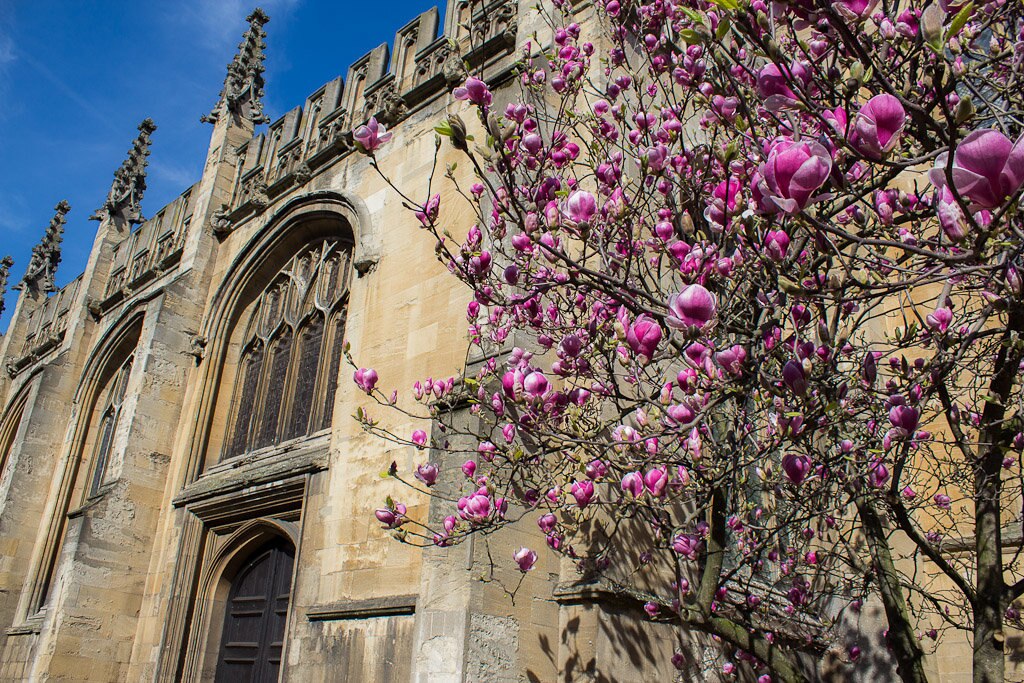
[716,16,731,40]
[434,120,453,137]
[677,29,704,45]
[708,0,740,10]
[946,2,975,42]
[680,7,706,23]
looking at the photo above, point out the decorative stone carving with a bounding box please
[441,47,468,87]
[210,205,234,240]
[236,172,270,212]
[91,119,156,225]
[363,81,402,125]
[202,9,271,125]
[187,334,208,364]
[496,1,518,45]
[292,162,312,186]
[250,180,270,211]
[18,201,70,294]
[87,298,103,321]
[0,255,13,318]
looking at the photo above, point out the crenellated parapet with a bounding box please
[222,0,519,220]
[94,184,199,315]
[7,274,82,377]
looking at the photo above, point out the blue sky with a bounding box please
[0,0,442,330]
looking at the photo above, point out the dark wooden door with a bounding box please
[215,538,295,683]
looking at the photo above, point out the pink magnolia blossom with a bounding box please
[462,460,477,479]
[889,405,920,433]
[715,344,747,376]
[853,94,907,159]
[538,513,557,533]
[565,190,598,223]
[453,77,493,106]
[666,284,717,331]
[644,467,668,497]
[782,360,808,396]
[927,306,953,333]
[353,117,392,153]
[833,0,879,19]
[764,230,790,261]
[375,503,406,529]
[513,547,538,572]
[570,480,595,508]
[868,461,890,488]
[523,371,550,399]
[411,429,428,448]
[672,533,702,560]
[934,493,952,510]
[929,129,1024,209]
[585,459,608,479]
[782,453,812,485]
[459,491,492,522]
[626,314,663,359]
[353,368,379,393]
[755,61,810,111]
[757,138,833,214]
[415,194,440,226]
[621,471,644,497]
[414,462,438,486]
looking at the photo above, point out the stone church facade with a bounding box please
[0,2,690,681]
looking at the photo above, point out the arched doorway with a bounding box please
[214,537,295,682]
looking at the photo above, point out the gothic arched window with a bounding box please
[222,239,351,460]
[0,388,28,482]
[89,355,133,495]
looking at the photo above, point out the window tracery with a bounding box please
[223,238,351,460]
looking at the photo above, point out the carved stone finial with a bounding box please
[17,201,70,294]
[92,118,157,225]
[202,8,271,125]
[0,255,14,317]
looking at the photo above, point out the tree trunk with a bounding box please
[971,309,1023,683]
[856,497,931,683]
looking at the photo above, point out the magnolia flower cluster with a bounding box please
[355,0,1024,676]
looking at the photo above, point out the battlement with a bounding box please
[97,184,199,311]
[7,274,82,377]
[225,0,518,218]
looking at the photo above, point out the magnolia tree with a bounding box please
[350,0,1024,680]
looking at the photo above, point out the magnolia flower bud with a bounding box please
[448,114,468,151]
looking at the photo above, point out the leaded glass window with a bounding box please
[286,314,323,441]
[89,355,133,494]
[222,239,351,460]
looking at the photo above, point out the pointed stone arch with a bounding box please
[181,191,373,482]
[190,517,299,682]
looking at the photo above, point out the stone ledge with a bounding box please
[306,595,417,622]
[552,580,642,608]
[174,433,329,509]
[6,611,45,636]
